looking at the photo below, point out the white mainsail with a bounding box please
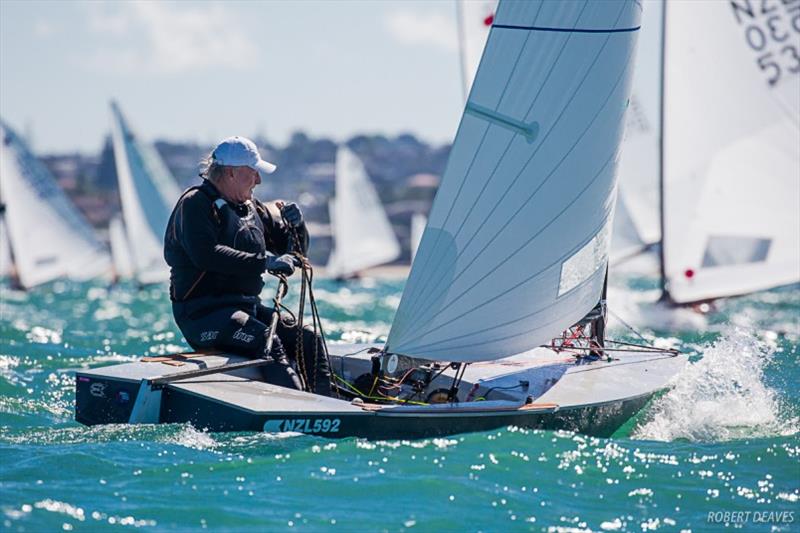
[109,215,134,281]
[611,0,663,262]
[661,1,800,303]
[410,212,427,261]
[326,146,401,278]
[455,0,497,99]
[110,101,181,285]
[386,0,641,362]
[0,120,110,288]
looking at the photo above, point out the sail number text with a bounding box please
[730,0,800,87]
[263,418,341,433]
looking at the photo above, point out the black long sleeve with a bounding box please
[176,191,267,276]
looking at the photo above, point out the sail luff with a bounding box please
[386,0,642,363]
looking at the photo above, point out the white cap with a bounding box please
[211,136,277,178]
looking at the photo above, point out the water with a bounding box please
[1,278,798,532]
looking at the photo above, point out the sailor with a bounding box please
[164,136,332,394]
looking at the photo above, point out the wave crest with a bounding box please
[634,328,797,442]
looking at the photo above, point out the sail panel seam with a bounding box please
[493,24,640,34]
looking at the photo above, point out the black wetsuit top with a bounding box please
[164,180,308,301]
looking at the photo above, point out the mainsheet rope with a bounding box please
[283,218,339,398]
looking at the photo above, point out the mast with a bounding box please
[657,0,670,303]
[454,0,469,103]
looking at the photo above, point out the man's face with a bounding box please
[226,166,261,203]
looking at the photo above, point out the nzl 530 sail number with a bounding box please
[263,418,341,433]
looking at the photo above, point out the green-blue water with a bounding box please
[1,278,798,532]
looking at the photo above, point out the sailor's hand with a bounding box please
[280,202,303,227]
[266,253,296,276]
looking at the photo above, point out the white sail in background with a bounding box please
[611,0,663,262]
[110,102,181,285]
[662,1,800,303]
[0,120,110,288]
[326,146,401,278]
[387,0,641,362]
[456,0,497,99]
[410,212,427,261]
[109,215,134,281]
[611,192,647,263]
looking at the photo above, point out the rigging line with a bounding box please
[396,2,551,321]
[400,1,588,322]
[657,0,668,301]
[607,307,649,344]
[400,213,608,351]
[401,5,627,322]
[396,55,634,337]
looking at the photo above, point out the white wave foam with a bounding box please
[165,425,218,450]
[634,328,798,442]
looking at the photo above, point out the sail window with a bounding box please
[701,236,771,267]
[558,219,612,297]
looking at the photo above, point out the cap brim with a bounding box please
[254,159,277,178]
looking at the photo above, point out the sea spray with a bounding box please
[634,328,798,442]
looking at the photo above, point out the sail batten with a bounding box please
[386,0,641,362]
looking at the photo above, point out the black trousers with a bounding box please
[173,294,332,396]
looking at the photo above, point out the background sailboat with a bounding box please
[611,0,799,309]
[325,146,401,279]
[109,101,182,285]
[0,120,110,289]
[660,0,800,305]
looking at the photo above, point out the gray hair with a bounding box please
[199,153,226,183]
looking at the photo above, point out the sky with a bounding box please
[0,0,468,154]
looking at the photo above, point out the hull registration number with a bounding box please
[263,418,341,433]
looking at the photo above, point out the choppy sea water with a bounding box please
[0,276,798,532]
